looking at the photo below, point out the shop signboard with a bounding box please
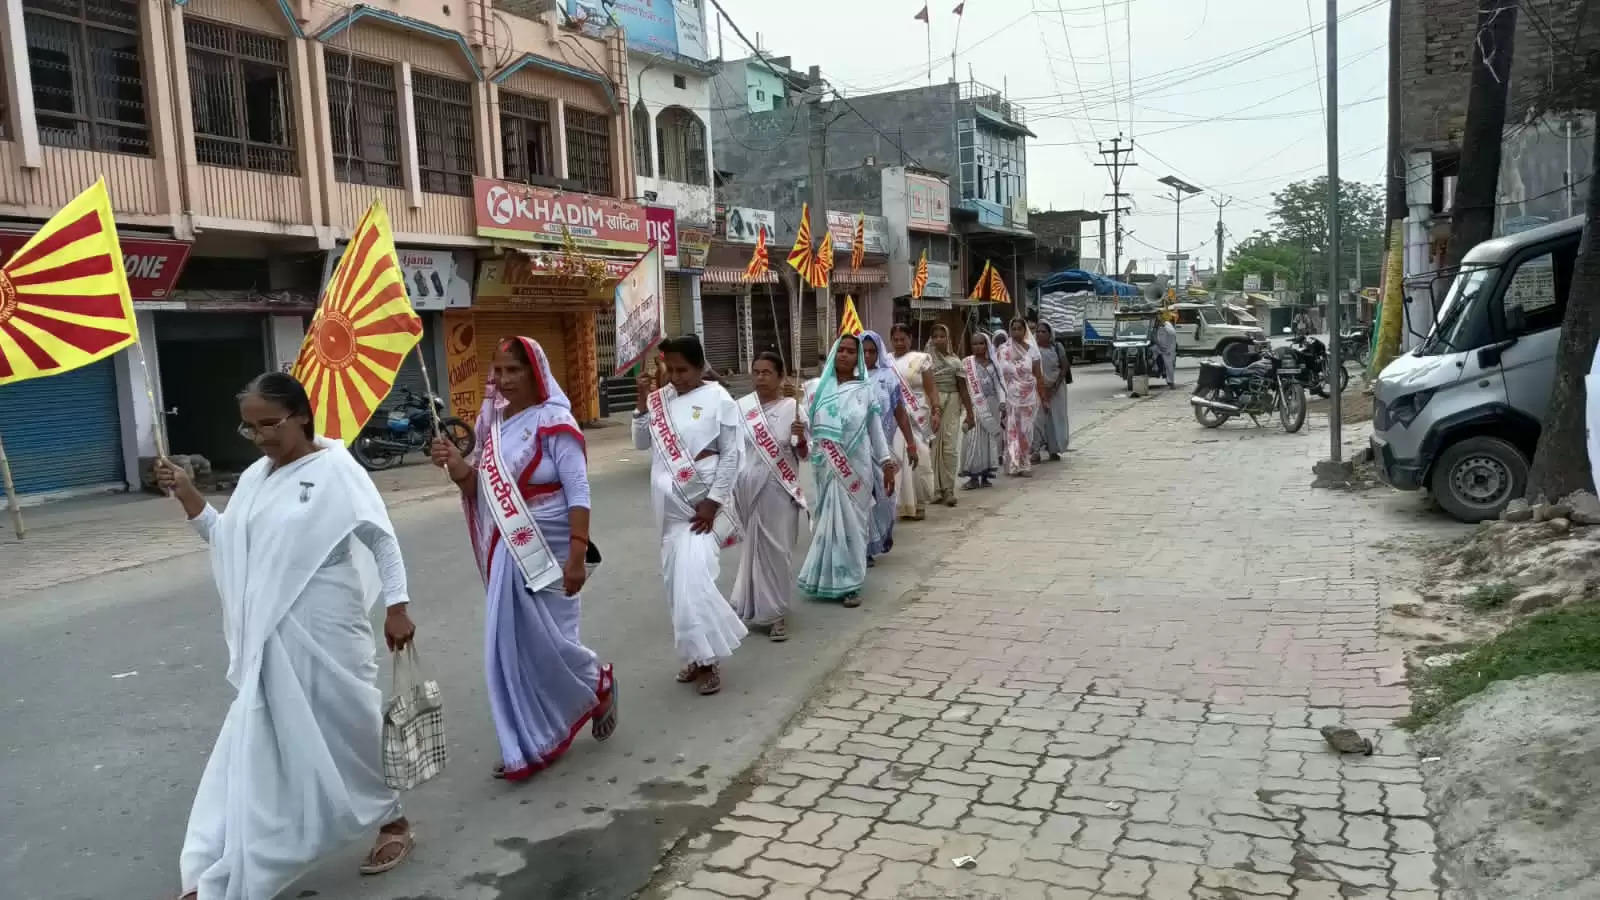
[322,247,474,311]
[677,227,712,269]
[826,212,890,255]
[646,204,678,259]
[0,230,191,301]
[442,309,481,422]
[476,254,637,309]
[568,0,707,60]
[474,177,650,252]
[613,244,664,375]
[922,261,951,298]
[724,206,776,244]
[906,174,950,233]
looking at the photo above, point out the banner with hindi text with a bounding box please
[614,243,664,376]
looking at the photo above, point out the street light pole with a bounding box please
[1325,0,1343,462]
[1158,175,1202,293]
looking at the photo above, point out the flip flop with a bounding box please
[676,663,702,683]
[768,619,789,642]
[592,679,619,742]
[359,829,413,875]
[697,667,722,696]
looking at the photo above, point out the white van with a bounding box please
[1370,215,1580,522]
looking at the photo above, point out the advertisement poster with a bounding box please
[0,231,191,301]
[646,204,678,258]
[475,177,650,252]
[724,206,775,244]
[568,0,706,61]
[443,309,481,422]
[614,243,664,375]
[826,212,889,254]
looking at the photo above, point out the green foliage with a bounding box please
[1463,582,1520,611]
[1221,177,1386,298]
[1403,602,1600,728]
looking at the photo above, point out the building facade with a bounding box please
[0,0,636,501]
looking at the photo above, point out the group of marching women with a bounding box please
[154,321,1068,898]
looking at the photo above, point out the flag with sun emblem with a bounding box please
[292,198,423,444]
[0,178,138,386]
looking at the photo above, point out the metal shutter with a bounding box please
[750,285,791,361]
[802,291,820,365]
[0,360,124,495]
[701,295,739,374]
[663,273,685,337]
[473,312,568,391]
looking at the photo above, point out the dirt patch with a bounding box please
[1417,673,1600,899]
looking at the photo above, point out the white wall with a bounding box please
[632,56,716,231]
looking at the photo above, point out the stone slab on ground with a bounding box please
[1417,672,1600,900]
[648,391,1463,900]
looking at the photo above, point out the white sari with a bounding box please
[730,394,807,625]
[633,383,749,665]
[891,350,935,517]
[180,438,406,900]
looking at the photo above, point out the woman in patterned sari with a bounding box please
[797,334,898,608]
[432,337,617,783]
[993,318,1046,477]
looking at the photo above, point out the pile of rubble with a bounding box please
[1427,491,1600,618]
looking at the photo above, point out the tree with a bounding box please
[1219,232,1304,292]
[1446,0,1519,269]
[1526,136,1600,501]
[1270,177,1386,291]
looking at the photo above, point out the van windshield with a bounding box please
[1422,266,1497,356]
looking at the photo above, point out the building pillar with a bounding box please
[564,311,600,423]
[688,272,704,338]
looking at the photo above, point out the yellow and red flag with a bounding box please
[809,227,834,288]
[0,178,138,385]
[292,198,423,444]
[911,249,929,299]
[987,262,1011,303]
[968,260,993,300]
[787,202,816,280]
[850,213,866,270]
[743,225,770,281]
[838,295,864,337]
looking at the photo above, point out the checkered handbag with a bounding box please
[382,645,447,791]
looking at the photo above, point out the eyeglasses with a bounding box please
[238,417,291,441]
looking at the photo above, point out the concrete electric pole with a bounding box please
[1096,136,1136,277]
[1211,195,1232,288]
[1324,0,1343,464]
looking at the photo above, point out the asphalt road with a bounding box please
[0,364,1154,900]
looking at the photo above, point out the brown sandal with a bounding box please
[697,665,722,695]
[768,618,789,642]
[676,662,702,683]
[359,827,414,875]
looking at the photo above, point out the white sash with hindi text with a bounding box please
[738,394,808,512]
[964,355,999,433]
[648,387,742,548]
[479,420,563,593]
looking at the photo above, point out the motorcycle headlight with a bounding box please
[1386,389,1435,429]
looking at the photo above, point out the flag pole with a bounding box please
[926,19,933,86]
[0,431,24,540]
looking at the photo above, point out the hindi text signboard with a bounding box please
[475,177,650,252]
[614,244,664,375]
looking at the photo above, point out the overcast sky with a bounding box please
[713,0,1389,275]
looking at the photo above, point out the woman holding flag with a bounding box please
[730,351,808,641]
[431,337,618,782]
[798,333,899,607]
[888,322,938,520]
[633,335,748,695]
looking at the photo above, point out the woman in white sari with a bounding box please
[430,337,616,783]
[633,335,748,695]
[960,331,1005,489]
[888,322,937,520]
[730,351,808,641]
[797,334,899,608]
[156,372,417,900]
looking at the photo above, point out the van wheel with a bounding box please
[1430,436,1529,523]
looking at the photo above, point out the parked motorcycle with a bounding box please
[1189,349,1307,433]
[1286,333,1350,398]
[352,388,475,471]
[1340,327,1371,366]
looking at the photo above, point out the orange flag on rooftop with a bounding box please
[292,198,423,445]
[0,178,138,386]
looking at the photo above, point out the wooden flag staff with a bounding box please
[1,432,23,540]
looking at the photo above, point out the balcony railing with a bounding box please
[958,78,1027,128]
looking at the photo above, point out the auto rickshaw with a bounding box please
[1110,307,1160,393]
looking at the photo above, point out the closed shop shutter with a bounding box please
[802,291,820,365]
[662,273,685,337]
[0,360,124,495]
[750,285,790,360]
[472,311,567,391]
[701,295,739,374]
[595,307,617,373]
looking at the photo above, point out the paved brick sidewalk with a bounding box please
[656,393,1460,899]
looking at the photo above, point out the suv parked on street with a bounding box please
[1370,215,1579,522]
[1171,302,1269,365]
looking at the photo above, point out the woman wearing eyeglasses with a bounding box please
[156,372,417,900]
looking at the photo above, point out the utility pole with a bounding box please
[1325,0,1343,463]
[1096,136,1136,278]
[805,73,833,369]
[1159,175,1202,291]
[1211,195,1232,287]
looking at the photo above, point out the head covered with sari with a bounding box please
[808,332,875,450]
[859,330,894,371]
[474,335,581,453]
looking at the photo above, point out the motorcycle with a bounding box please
[1189,349,1307,433]
[352,388,475,471]
[1340,327,1370,366]
[1286,333,1350,398]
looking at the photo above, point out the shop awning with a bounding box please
[702,266,777,284]
[832,267,889,285]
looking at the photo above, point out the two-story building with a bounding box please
[0,0,636,500]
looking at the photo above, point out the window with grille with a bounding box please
[412,71,475,196]
[631,100,651,178]
[564,106,613,196]
[500,90,552,184]
[23,0,149,154]
[325,51,400,188]
[655,106,706,185]
[184,20,294,174]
